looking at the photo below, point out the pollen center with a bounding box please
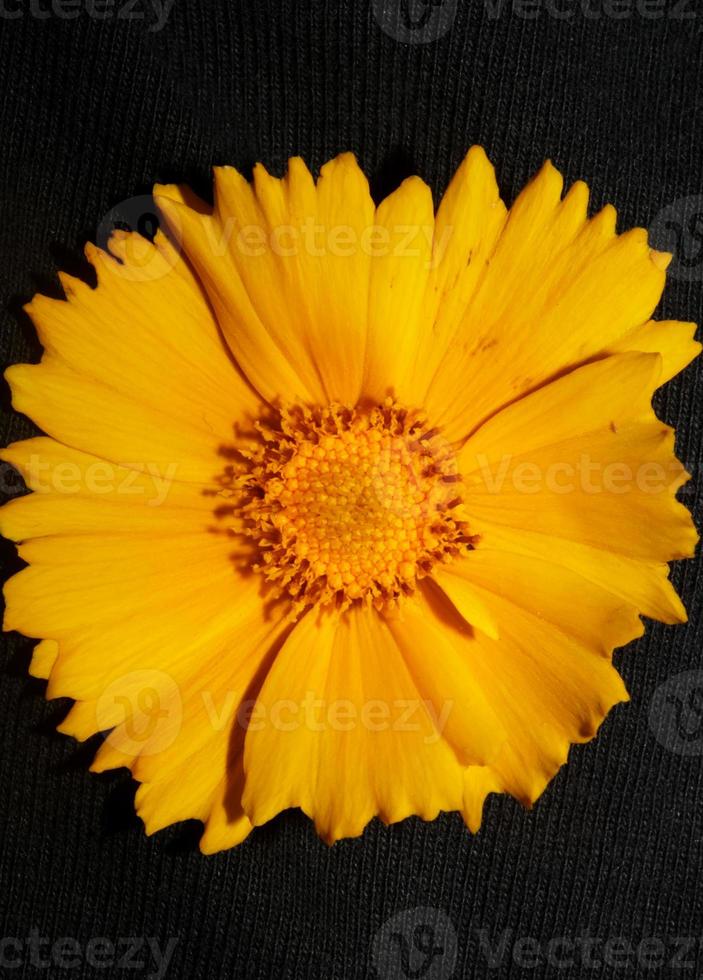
[232,402,474,612]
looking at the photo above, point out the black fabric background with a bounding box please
[0,2,701,978]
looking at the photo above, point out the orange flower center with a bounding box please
[233,401,475,613]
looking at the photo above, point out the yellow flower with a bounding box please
[1,148,699,853]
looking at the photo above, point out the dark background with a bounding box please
[0,1,702,977]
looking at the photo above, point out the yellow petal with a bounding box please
[130,607,289,850]
[26,536,291,851]
[428,564,499,639]
[424,160,669,441]
[199,772,254,855]
[28,638,59,680]
[0,437,222,541]
[156,153,375,407]
[443,550,644,655]
[409,146,507,404]
[606,319,701,384]
[363,176,436,402]
[472,524,687,626]
[4,534,253,699]
[242,605,467,843]
[460,353,698,562]
[461,351,661,459]
[8,232,259,482]
[399,581,631,827]
[384,593,507,763]
[362,146,507,406]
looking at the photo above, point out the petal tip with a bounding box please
[650,248,673,271]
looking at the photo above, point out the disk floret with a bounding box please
[236,400,475,612]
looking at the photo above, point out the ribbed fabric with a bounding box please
[0,3,701,978]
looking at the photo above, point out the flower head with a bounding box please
[2,148,698,851]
